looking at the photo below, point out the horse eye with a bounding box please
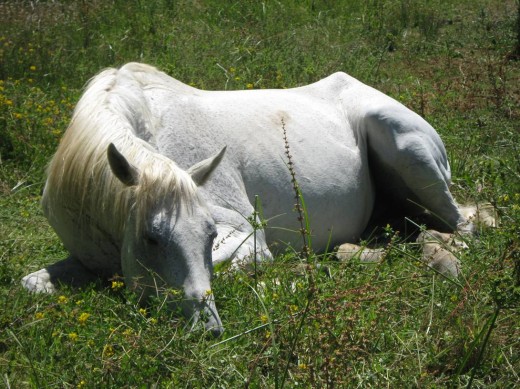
[145,235,159,246]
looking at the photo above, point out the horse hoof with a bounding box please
[21,269,56,293]
[336,243,385,262]
[422,244,460,277]
[459,202,497,230]
[417,231,461,277]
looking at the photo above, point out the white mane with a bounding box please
[44,63,199,239]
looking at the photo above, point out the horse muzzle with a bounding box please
[182,292,224,337]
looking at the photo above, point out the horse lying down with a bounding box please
[22,63,490,336]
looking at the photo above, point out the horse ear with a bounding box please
[188,146,226,186]
[107,143,139,186]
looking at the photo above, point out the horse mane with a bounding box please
[44,63,199,240]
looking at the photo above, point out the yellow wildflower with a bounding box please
[103,344,114,358]
[111,280,124,290]
[168,288,182,297]
[58,295,68,304]
[139,308,147,316]
[68,332,78,341]
[35,312,45,320]
[260,314,268,324]
[29,65,36,71]
[246,83,254,89]
[77,312,90,325]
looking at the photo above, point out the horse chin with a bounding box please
[180,297,224,338]
[201,307,224,338]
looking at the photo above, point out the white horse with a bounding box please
[22,63,474,336]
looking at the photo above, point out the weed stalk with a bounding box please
[279,118,317,388]
[281,118,310,260]
[465,306,501,389]
[254,194,259,289]
[454,306,501,386]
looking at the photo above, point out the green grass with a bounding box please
[1,0,519,387]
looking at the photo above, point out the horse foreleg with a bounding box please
[21,256,100,293]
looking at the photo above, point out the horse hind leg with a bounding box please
[21,256,101,293]
[335,234,461,277]
[365,107,466,231]
[336,202,497,277]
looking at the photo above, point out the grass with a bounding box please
[1,0,519,387]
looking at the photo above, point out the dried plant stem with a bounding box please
[279,118,317,389]
[281,118,310,259]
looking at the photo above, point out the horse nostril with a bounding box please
[207,324,224,338]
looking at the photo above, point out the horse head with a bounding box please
[108,143,226,337]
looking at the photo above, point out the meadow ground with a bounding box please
[1,1,519,387]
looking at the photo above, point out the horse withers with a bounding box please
[23,63,477,335]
